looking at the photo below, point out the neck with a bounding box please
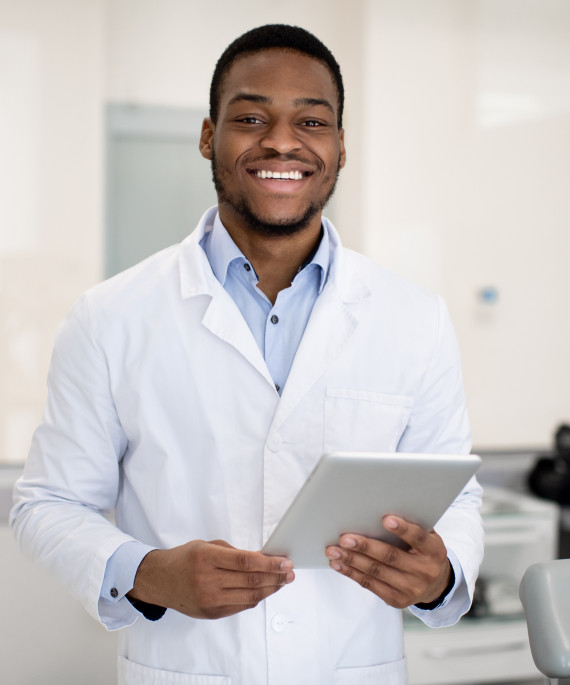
[221,216,323,304]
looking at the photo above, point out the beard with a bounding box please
[211,150,341,238]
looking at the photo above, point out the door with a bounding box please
[106,104,217,277]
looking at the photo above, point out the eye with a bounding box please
[301,120,324,128]
[236,116,264,125]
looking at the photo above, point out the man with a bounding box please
[11,24,483,685]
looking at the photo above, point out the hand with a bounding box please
[128,539,295,620]
[325,516,451,609]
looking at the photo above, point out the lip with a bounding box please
[237,159,315,195]
[247,166,314,195]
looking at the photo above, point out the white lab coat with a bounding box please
[12,208,483,685]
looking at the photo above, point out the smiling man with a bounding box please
[206,49,344,232]
[11,25,483,685]
[202,45,346,303]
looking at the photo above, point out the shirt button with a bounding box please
[267,434,282,452]
[271,614,288,633]
[244,263,251,272]
[275,384,280,393]
[270,314,279,324]
[110,588,119,599]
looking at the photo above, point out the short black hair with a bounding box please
[209,24,344,128]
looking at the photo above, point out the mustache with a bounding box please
[242,152,318,168]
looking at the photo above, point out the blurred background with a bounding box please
[0,1,569,683]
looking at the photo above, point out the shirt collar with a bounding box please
[203,211,330,293]
[203,213,244,286]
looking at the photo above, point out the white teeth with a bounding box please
[255,170,304,180]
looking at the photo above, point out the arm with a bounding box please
[10,295,294,627]
[10,295,136,624]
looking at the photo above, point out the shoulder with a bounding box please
[341,247,443,315]
[324,220,440,313]
[68,243,184,337]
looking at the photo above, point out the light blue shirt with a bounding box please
[202,213,330,393]
[100,213,330,625]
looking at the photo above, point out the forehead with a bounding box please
[219,48,339,113]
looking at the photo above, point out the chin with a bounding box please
[244,208,320,237]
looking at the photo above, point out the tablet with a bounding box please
[262,451,481,568]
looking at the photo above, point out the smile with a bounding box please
[250,170,310,180]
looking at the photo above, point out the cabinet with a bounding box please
[404,487,559,685]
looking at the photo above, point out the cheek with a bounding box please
[315,142,342,171]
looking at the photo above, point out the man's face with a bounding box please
[200,49,346,237]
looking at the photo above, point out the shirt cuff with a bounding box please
[408,549,467,625]
[98,540,155,630]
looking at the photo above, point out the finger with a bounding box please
[186,561,293,618]
[339,528,443,573]
[208,542,294,573]
[327,532,431,578]
[208,584,286,619]
[382,516,436,552]
[328,560,409,609]
[198,582,287,620]
[334,534,408,570]
[327,541,410,590]
[221,569,295,591]
[217,580,290,612]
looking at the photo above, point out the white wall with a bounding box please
[362,0,570,449]
[0,0,105,463]
[0,2,113,676]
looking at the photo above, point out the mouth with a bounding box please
[247,168,313,181]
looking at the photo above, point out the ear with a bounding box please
[338,128,347,169]
[199,118,215,160]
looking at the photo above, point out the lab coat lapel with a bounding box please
[201,286,275,387]
[178,211,275,388]
[272,251,371,430]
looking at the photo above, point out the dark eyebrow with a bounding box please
[227,93,273,107]
[226,93,335,116]
[293,97,335,115]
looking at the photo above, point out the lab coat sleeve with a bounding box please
[10,294,139,627]
[397,295,485,627]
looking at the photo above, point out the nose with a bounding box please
[260,119,302,155]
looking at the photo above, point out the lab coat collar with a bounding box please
[178,206,371,306]
[178,206,220,298]
[178,207,271,386]
[177,206,371,404]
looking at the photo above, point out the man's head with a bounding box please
[201,25,346,238]
[210,24,344,129]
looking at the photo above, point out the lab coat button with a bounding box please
[271,614,288,633]
[267,434,282,452]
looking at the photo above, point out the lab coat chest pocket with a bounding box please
[118,657,230,685]
[324,389,413,453]
[334,657,408,684]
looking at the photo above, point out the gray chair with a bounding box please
[520,559,570,685]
